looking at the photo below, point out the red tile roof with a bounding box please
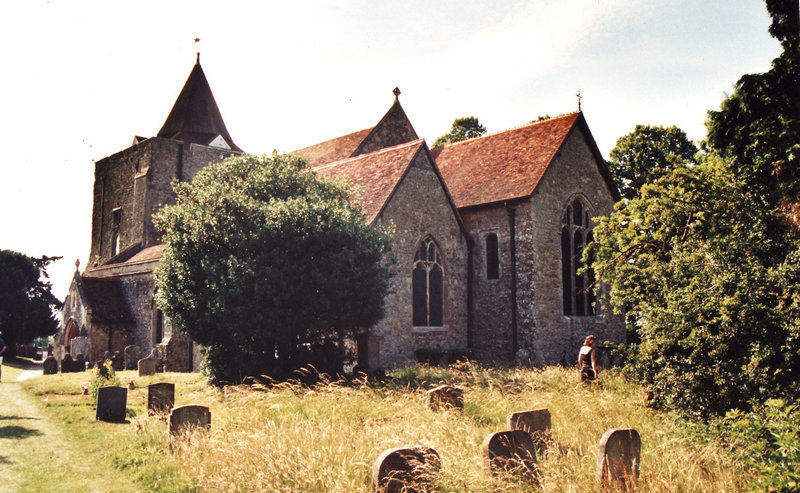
[313,139,425,223]
[292,128,373,167]
[433,113,581,209]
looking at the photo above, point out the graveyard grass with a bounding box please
[15,362,748,492]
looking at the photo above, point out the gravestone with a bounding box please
[481,430,537,479]
[74,354,86,372]
[148,382,175,415]
[124,345,141,370]
[111,351,123,371]
[372,446,440,493]
[70,336,90,359]
[597,428,641,487]
[169,405,211,435]
[42,355,58,375]
[61,354,76,373]
[507,408,551,453]
[102,350,112,363]
[138,358,157,377]
[426,385,463,411]
[95,386,128,422]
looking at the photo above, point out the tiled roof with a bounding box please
[292,128,373,167]
[81,277,134,323]
[126,244,166,263]
[433,113,581,209]
[313,139,425,223]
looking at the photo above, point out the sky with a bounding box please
[0,0,783,300]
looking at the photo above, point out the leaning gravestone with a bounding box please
[481,430,537,480]
[124,345,141,370]
[42,355,58,375]
[426,385,464,411]
[507,408,551,453]
[138,357,157,377]
[597,428,641,487]
[169,405,211,435]
[372,446,441,493]
[148,382,175,415]
[96,386,128,422]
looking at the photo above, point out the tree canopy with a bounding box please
[432,116,487,148]
[0,250,62,358]
[154,153,393,384]
[608,125,698,200]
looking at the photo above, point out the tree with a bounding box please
[0,250,62,358]
[432,116,487,148]
[154,154,393,384]
[608,125,698,200]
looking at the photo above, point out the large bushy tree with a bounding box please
[154,154,393,384]
[0,250,62,358]
[432,116,487,148]
[608,125,698,200]
[591,1,800,417]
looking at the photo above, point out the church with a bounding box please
[57,59,624,372]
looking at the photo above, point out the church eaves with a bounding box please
[157,59,242,152]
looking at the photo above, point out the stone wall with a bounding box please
[372,149,469,368]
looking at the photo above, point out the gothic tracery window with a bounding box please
[413,237,444,327]
[562,199,596,316]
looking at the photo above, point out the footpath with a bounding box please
[0,360,140,492]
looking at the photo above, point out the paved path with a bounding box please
[0,362,140,492]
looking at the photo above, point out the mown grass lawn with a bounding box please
[15,362,748,492]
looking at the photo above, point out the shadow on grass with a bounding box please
[0,415,40,421]
[0,425,43,439]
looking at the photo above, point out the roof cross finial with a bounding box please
[194,37,201,64]
[393,87,401,101]
[576,90,582,111]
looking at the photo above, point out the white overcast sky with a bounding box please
[0,0,782,299]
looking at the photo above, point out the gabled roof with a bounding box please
[293,128,373,168]
[157,60,242,152]
[433,112,619,209]
[313,139,426,223]
[80,277,134,323]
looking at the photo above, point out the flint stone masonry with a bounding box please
[426,385,464,411]
[597,428,641,486]
[148,382,175,415]
[43,356,58,375]
[169,405,211,435]
[372,446,441,493]
[138,358,157,376]
[481,430,537,478]
[507,408,551,452]
[96,386,128,422]
[124,345,141,370]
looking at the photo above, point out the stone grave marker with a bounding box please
[138,357,157,377]
[426,385,464,411]
[372,446,440,493]
[169,405,211,435]
[42,355,58,375]
[507,408,551,453]
[124,345,141,370]
[111,351,123,371]
[597,428,641,487]
[102,350,112,362]
[61,354,76,373]
[74,353,86,372]
[96,386,128,422]
[481,430,537,480]
[148,382,175,415]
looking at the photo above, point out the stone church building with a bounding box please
[58,60,624,372]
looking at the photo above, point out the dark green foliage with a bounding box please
[432,116,487,148]
[0,250,61,358]
[154,154,393,384]
[608,125,698,200]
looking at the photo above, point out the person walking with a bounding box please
[0,331,7,382]
[578,334,599,383]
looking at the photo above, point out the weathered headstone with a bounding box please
[111,351,123,371]
[123,345,141,370]
[169,405,211,435]
[148,382,175,415]
[96,386,128,422]
[481,430,537,479]
[426,385,464,411]
[61,354,76,373]
[42,355,58,375]
[74,353,86,372]
[372,446,440,493]
[102,350,112,362]
[138,358,157,377]
[597,428,641,487]
[507,408,551,453]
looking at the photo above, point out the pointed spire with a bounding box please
[157,58,241,151]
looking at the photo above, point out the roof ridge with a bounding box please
[312,138,425,171]
[437,111,580,149]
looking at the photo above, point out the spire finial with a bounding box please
[196,52,200,64]
[75,258,80,272]
[576,90,582,111]
[392,87,401,101]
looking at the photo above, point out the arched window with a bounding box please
[485,233,499,280]
[413,237,444,327]
[562,199,596,316]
